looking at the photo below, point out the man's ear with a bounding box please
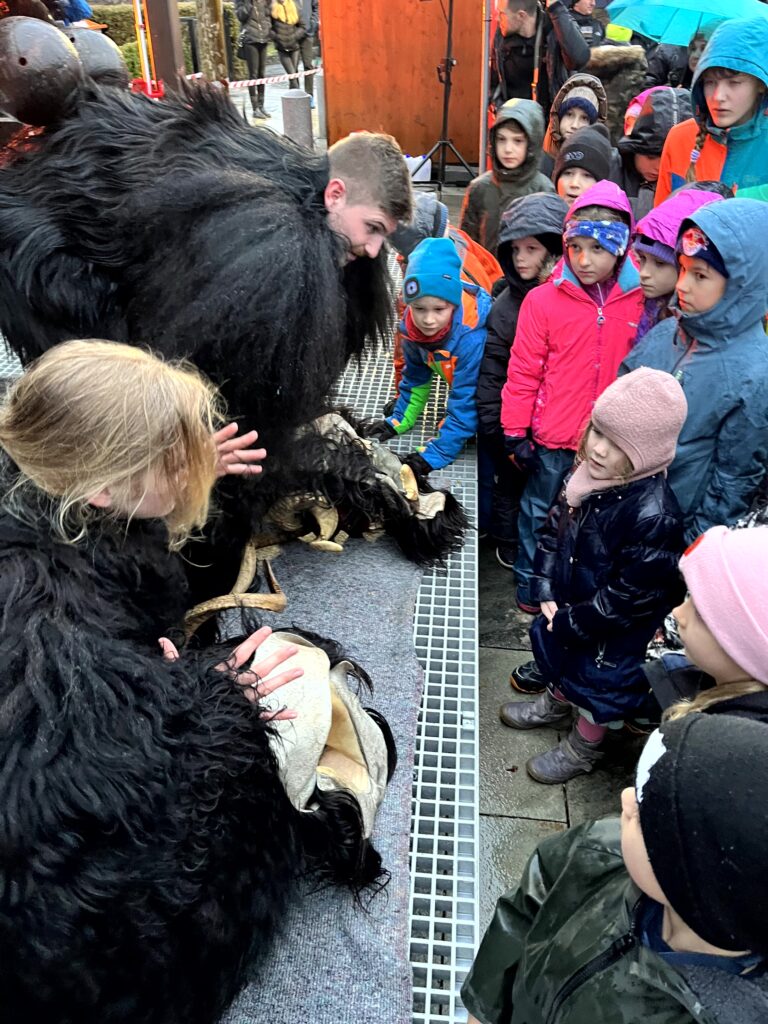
[324,177,347,210]
[87,488,113,509]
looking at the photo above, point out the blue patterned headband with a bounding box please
[564,219,630,257]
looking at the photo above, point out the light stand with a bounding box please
[411,0,476,193]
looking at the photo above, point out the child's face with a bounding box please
[620,787,667,902]
[566,235,618,286]
[559,107,591,141]
[634,153,661,183]
[88,464,183,520]
[676,255,727,314]
[510,236,549,280]
[703,69,765,129]
[409,296,455,337]
[636,251,679,299]
[584,425,631,479]
[495,124,528,170]
[557,168,597,205]
[672,596,748,684]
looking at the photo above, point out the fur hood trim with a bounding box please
[587,44,647,75]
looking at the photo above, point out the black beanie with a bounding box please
[553,123,612,185]
[636,715,768,955]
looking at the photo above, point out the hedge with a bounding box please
[93,3,273,78]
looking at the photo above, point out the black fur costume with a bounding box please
[0,465,392,1023]
[0,77,468,594]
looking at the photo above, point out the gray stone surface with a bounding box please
[478,545,533,650]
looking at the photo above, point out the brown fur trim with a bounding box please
[586,44,647,75]
[538,253,557,284]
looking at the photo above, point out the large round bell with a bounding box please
[66,27,129,89]
[0,16,84,125]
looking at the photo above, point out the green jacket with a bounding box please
[462,820,768,1024]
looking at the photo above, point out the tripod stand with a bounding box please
[411,0,476,193]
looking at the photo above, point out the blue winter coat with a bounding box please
[621,199,768,542]
[530,474,685,722]
[386,284,491,470]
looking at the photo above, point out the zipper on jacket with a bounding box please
[595,642,617,669]
[595,305,605,326]
[671,327,697,381]
[545,930,636,1023]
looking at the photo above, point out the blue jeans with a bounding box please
[514,445,575,605]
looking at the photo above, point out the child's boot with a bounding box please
[499,690,572,730]
[525,724,603,784]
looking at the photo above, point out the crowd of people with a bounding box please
[1,4,768,1024]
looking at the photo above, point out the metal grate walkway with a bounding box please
[336,348,479,1024]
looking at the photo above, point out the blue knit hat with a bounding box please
[403,237,463,307]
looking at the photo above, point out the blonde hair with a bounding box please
[576,419,633,477]
[664,679,768,720]
[0,340,223,547]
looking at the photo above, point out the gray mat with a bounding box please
[221,537,423,1024]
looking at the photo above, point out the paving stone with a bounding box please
[478,648,568,823]
[478,545,533,651]
[479,815,566,934]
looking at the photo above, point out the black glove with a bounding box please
[504,436,538,472]
[382,396,398,418]
[403,452,433,480]
[366,419,397,442]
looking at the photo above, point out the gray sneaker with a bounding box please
[499,690,572,730]
[526,726,604,784]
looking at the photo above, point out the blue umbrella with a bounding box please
[606,0,768,46]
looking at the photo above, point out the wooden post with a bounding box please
[144,0,185,90]
[195,0,228,81]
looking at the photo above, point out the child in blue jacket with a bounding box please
[368,237,491,473]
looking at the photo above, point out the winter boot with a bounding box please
[509,659,548,695]
[499,690,572,730]
[525,725,604,784]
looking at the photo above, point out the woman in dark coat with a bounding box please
[499,369,686,783]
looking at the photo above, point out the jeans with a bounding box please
[244,41,268,111]
[514,445,575,605]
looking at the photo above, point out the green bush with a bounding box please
[93,3,259,79]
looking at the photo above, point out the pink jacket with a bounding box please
[501,182,643,450]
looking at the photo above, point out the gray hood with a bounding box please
[497,191,569,289]
[490,98,546,184]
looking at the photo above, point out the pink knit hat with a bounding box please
[680,525,768,685]
[591,367,687,474]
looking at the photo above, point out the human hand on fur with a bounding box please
[218,627,303,718]
[540,601,558,631]
[366,419,397,442]
[214,422,267,477]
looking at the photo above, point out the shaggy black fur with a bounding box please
[0,470,389,1023]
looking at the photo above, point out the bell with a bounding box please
[0,16,83,126]
[66,26,129,89]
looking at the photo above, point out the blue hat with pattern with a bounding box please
[403,237,463,308]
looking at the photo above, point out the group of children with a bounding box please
[371,16,768,1024]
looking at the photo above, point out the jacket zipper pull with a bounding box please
[596,305,605,325]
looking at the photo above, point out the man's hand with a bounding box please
[540,601,559,631]
[214,422,267,478]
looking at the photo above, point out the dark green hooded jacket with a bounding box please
[462,819,768,1024]
[459,99,554,256]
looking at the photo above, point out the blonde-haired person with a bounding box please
[654,18,768,205]
[646,524,768,724]
[0,339,312,1024]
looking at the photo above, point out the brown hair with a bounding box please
[664,679,767,721]
[687,68,767,182]
[328,131,414,223]
[568,204,631,226]
[576,419,634,476]
[0,340,223,546]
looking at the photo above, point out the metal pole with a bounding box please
[479,0,492,174]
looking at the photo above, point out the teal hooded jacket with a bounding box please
[621,198,768,542]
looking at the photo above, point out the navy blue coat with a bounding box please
[530,473,685,722]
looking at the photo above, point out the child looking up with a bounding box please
[463,713,768,1024]
[368,237,491,473]
[500,369,686,783]
[655,18,768,204]
[460,98,554,256]
[622,198,768,541]
[632,187,723,341]
[540,73,607,177]
[476,192,569,568]
[552,122,614,205]
[501,180,642,613]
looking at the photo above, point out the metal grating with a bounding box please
[336,348,479,1024]
[0,339,21,381]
